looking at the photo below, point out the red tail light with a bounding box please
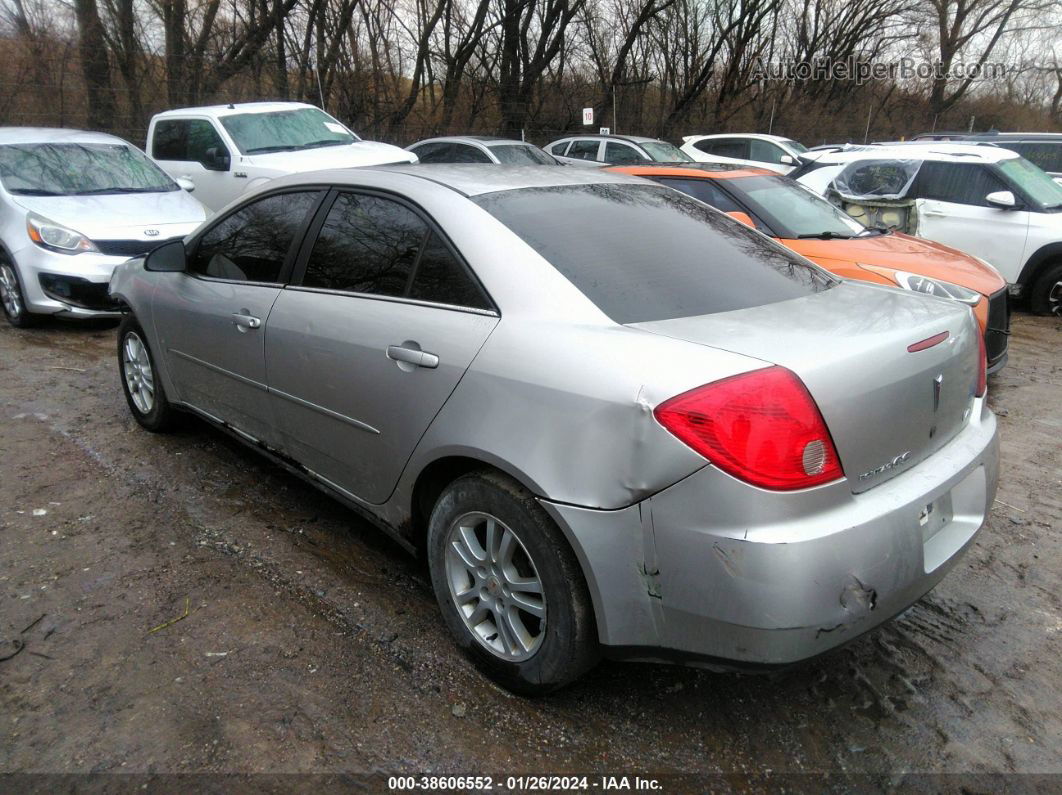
[975,323,987,398]
[654,366,844,491]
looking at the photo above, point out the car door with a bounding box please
[748,139,795,174]
[691,137,749,166]
[265,190,499,504]
[150,118,238,212]
[913,161,1030,281]
[603,141,649,165]
[151,189,323,444]
[567,139,604,163]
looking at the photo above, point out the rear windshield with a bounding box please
[473,183,835,323]
[489,144,556,165]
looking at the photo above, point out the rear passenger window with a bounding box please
[567,140,600,161]
[696,139,747,159]
[916,162,1006,206]
[409,233,491,309]
[412,143,451,163]
[190,192,319,283]
[304,193,427,297]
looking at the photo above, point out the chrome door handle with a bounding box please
[386,345,439,369]
[232,312,261,330]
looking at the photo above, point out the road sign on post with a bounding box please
[582,107,594,126]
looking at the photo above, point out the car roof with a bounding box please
[553,134,663,145]
[607,163,777,180]
[0,127,132,146]
[800,142,1020,164]
[962,132,1062,141]
[152,101,320,119]
[410,136,529,147]
[269,163,647,198]
[684,133,797,143]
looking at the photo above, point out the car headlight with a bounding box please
[859,264,981,305]
[26,213,98,254]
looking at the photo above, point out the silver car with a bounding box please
[407,136,560,165]
[0,128,206,327]
[109,166,999,694]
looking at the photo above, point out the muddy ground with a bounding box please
[0,313,1059,790]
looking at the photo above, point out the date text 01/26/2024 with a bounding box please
[388,775,663,791]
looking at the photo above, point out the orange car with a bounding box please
[609,164,1010,372]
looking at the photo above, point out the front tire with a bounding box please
[118,316,176,432]
[0,262,40,328]
[427,471,599,695]
[1029,261,1062,317]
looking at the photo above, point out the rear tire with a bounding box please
[0,262,40,328]
[1029,261,1062,317]
[427,471,599,695]
[118,315,176,432]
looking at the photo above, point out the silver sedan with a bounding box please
[0,127,206,326]
[109,166,999,694]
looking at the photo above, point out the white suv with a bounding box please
[147,102,416,212]
[793,143,1062,315]
[679,133,808,174]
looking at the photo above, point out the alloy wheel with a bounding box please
[0,264,23,321]
[444,511,546,661]
[122,331,156,414]
[1049,279,1062,317]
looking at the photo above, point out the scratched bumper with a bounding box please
[543,398,998,666]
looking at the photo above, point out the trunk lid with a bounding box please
[631,282,980,493]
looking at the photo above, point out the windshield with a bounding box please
[996,156,1062,209]
[221,108,359,154]
[641,141,693,162]
[728,175,865,238]
[782,139,808,154]
[473,184,834,324]
[0,143,178,196]
[489,144,556,165]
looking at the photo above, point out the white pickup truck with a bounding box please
[146,102,416,212]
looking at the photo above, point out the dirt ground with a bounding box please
[0,312,1059,790]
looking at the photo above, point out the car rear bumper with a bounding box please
[542,399,998,667]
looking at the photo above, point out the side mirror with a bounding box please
[779,154,795,165]
[176,177,196,193]
[203,147,230,172]
[144,239,186,272]
[726,211,756,228]
[985,190,1018,209]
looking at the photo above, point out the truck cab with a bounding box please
[146,102,416,212]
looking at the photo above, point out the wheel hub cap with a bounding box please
[0,265,22,319]
[444,512,546,662]
[122,332,156,415]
